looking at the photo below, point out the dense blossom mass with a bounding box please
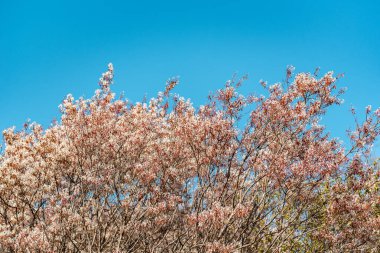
[0,64,379,252]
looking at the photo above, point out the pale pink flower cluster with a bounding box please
[0,65,379,252]
[99,63,114,92]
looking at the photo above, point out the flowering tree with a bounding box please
[0,64,379,252]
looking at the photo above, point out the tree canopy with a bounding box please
[0,64,379,252]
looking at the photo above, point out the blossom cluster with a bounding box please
[0,65,379,252]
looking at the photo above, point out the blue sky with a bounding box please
[0,0,379,152]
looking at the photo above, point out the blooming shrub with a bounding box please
[0,64,379,252]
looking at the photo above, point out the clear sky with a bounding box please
[0,0,379,152]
